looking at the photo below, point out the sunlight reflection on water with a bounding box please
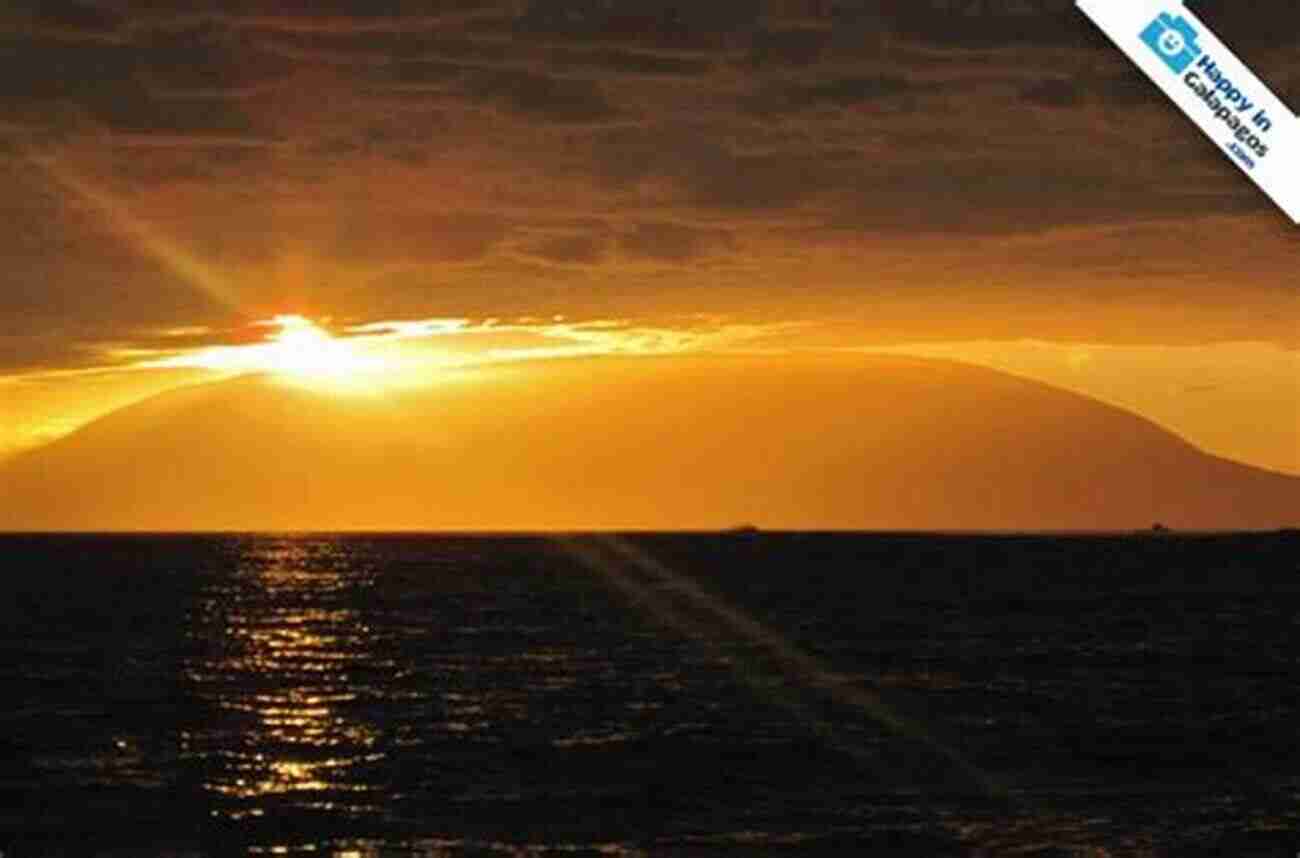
[185,538,384,816]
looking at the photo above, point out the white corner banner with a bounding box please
[1077,1,1300,224]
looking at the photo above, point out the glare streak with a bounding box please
[26,151,242,311]
[557,534,1004,799]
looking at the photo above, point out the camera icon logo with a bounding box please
[1140,12,1202,74]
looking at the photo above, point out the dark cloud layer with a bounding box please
[1018,78,1081,109]
[620,222,734,263]
[0,0,1296,371]
[466,69,617,122]
[527,232,606,265]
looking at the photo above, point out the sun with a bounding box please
[256,315,387,391]
[146,315,390,394]
[261,316,369,380]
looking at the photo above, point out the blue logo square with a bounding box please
[1140,12,1202,74]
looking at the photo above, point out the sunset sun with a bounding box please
[259,315,380,387]
[146,315,390,394]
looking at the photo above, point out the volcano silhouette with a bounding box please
[1,354,1296,532]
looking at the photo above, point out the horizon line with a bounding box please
[2,527,1295,538]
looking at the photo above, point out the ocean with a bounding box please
[1,532,1297,857]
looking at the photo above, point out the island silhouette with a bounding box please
[1,354,1296,532]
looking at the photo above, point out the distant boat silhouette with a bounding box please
[726,524,761,534]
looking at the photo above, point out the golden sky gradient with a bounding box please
[1,1,1297,525]
[3,317,1297,477]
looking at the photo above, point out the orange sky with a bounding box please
[0,1,1296,514]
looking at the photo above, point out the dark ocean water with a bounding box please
[1,532,1298,857]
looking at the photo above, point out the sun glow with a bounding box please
[260,316,381,384]
[148,315,391,394]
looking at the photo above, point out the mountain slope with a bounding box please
[1,354,1296,531]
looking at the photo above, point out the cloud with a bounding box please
[329,212,509,264]
[0,39,134,106]
[465,69,618,123]
[545,47,715,78]
[0,26,291,142]
[1194,0,1300,49]
[1092,69,1168,108]
[620,222,734,263]
[0,0,1294,379]
[225,3,516,35]
[1277,75,1300,114]
[1019,77,1082,109]
[259,27,515,65]
[749,27,829,67]
[588,127,833,211]
[25,2,124,37]
[890,4,1100,48]
[8,311,792,379]
[86,87,259,137]
[514,0,760,44]
[383,59,466,88]
[801,74,913,106]
[526,232,608,265]
[0,334,104,374]
[742,74,916,118]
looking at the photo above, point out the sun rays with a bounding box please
[25,150,242,313]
